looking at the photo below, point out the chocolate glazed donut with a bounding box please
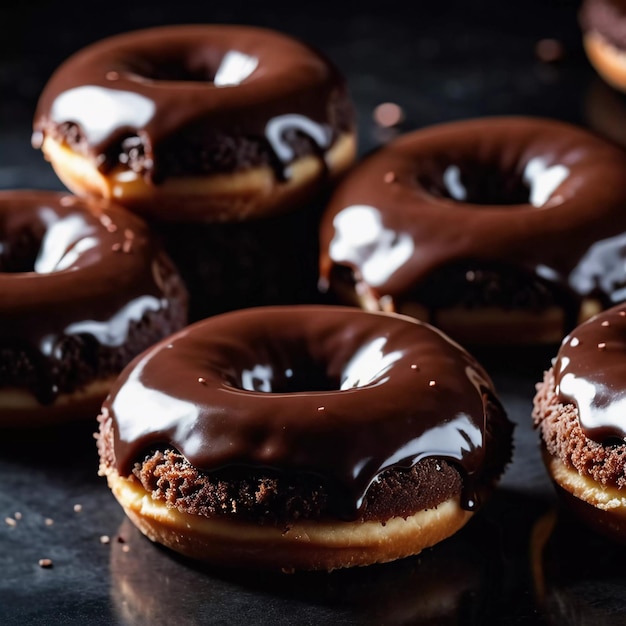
[34,25,357,319]
[0,191,187,426]
[534,303,626,544]
[97,306,513,571]
[320,117,626,345]
[32,24,356,220]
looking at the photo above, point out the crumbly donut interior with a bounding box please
[533,368,626,489]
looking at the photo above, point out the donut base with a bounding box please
[0,378,114,427]
[40,133,357,222]
[583,31,626,93]
[542,448,626,544]
[105,469,474,572]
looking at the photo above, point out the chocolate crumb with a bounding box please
[44,518,54,526]
[5,517,16,527]
[38,558,53,568]
[73,504,82,513]
[100,535,110,544]
[373,102,404,128]
[117,535,126,543]
[535,38,564,63]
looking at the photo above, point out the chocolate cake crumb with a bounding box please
[38,559,53,568]
[534,368,626,488]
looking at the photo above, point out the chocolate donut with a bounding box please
[32,24,356,221]
[97,305,513,571]
[319,117,626,345]
[533,303,626,543]
[0,190,187,426]
[580,0,626,93]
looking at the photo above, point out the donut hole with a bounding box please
[238,361,339,393]
[125,49,258,86]
[0,209,99,274]
[233,335,402,394]
[0,223,46,273]
[418,156,569,207]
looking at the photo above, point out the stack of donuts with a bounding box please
[5,6,626,572]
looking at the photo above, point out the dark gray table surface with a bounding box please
[3,1,626,623]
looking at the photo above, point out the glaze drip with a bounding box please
[555,304,626,443]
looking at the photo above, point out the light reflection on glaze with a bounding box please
[363,412,483,509]
[340,336,404,389]
[64,295,165,347]
[105,306,509,518]
[111,351,202,456]
[265,114,331,164]
[328,205,414,287]
[523,157,569,207]
[442,165,466,201]
[50,86,155,146]
[34,213,100,273]
[569,232,626,303]
[555,304,626,442]
[213,51,258,86]
[241,364,274,392]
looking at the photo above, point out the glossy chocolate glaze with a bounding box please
[555,304,626,443]
[580,0,626,51]
[0,190,183,403]
[103,306,509,519]
[33,25,352,181]
[319,117,626,315]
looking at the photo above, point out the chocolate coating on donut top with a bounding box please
[33,25,352,182]
[580,0,626,51]
[320,117,626,314]
[555,304,626,444]
[0,190,185,403]
[103,306,511,520]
